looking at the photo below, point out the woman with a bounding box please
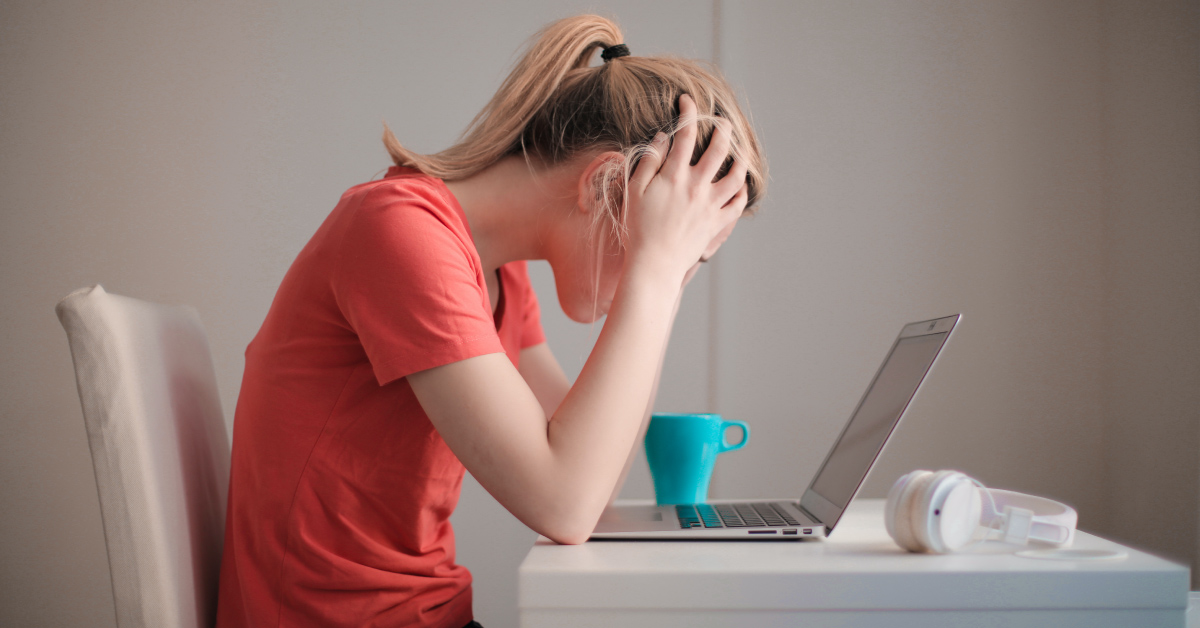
[217,14,766,628]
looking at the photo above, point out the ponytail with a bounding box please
[383,17,622,180]
[384,14,766,215]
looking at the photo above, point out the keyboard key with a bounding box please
[730,504,767,527]
[675,505,701,528]
[695,505,725,528]
[769,502,801,525]
[691,501,806,528]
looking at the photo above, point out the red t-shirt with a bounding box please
[217,167,545,628]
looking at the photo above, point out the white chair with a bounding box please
[56,285,230,628]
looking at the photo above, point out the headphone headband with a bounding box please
[985,489,1077,545]
[885,470,1078,553]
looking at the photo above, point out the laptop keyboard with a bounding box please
[675,502,803,529]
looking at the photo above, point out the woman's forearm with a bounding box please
[605,288,682,506]
[543,262,683,540]
[407,264,682,545]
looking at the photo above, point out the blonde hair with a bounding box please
[383,14,767,237]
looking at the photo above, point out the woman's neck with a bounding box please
[444,154,581,276]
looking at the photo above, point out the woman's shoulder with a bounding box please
[323,167,483,302]
[343,166,459,213]
[333,167,469,241]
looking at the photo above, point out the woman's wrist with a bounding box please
[621,249,689,296]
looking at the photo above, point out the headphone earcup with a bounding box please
[887,470,933,552]
[909,470,955,552]
[884,471,917,542]
[920,472,982,553]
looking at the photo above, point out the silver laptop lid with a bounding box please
[799,314,960,533]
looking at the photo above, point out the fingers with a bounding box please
[714,157,749,205]
[720,183,750,219]
[624,92,748,282]
[664,94,699,174]
[694,117,733,182]
[629,132,669,194]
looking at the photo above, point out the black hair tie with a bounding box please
[601,44,630,62]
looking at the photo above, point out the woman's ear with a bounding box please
[576,151,625,215]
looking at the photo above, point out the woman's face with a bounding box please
[537,152,626,324]
[550,215,625,324]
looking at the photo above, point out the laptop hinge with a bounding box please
[796,501,823,528]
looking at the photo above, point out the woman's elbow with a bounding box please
[536,515,596,545]
[530,502,601,545]
[544,529,591,545]
[511,472,613,544]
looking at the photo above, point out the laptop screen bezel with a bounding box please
[799,314,960,532]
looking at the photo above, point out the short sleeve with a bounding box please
[332,182,504,385]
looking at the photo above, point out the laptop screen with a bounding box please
[808,330,950,511]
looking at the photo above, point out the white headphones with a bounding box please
[884,470,1078,554]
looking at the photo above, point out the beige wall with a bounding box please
[1098,0,1200,584]
[713,0,1199,586]
[0,2,1196,627]
[0,2,707,626]
[714,0,1112,513]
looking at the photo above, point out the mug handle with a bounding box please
[719,420,750,453]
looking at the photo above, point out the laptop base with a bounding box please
[591,499,826,540]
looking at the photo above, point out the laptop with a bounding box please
[590,314,960,540]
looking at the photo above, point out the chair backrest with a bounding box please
[56,285,230,628]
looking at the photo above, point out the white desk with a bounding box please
[519,499,1189,627]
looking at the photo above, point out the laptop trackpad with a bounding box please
[594,505,678,533]
[600,505,663,523]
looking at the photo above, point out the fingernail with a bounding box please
[653,132,667,144]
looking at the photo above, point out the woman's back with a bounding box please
[216,168,544,628]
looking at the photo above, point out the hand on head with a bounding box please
[625,94,750,286]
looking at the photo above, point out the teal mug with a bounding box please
[644,413,750,505]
